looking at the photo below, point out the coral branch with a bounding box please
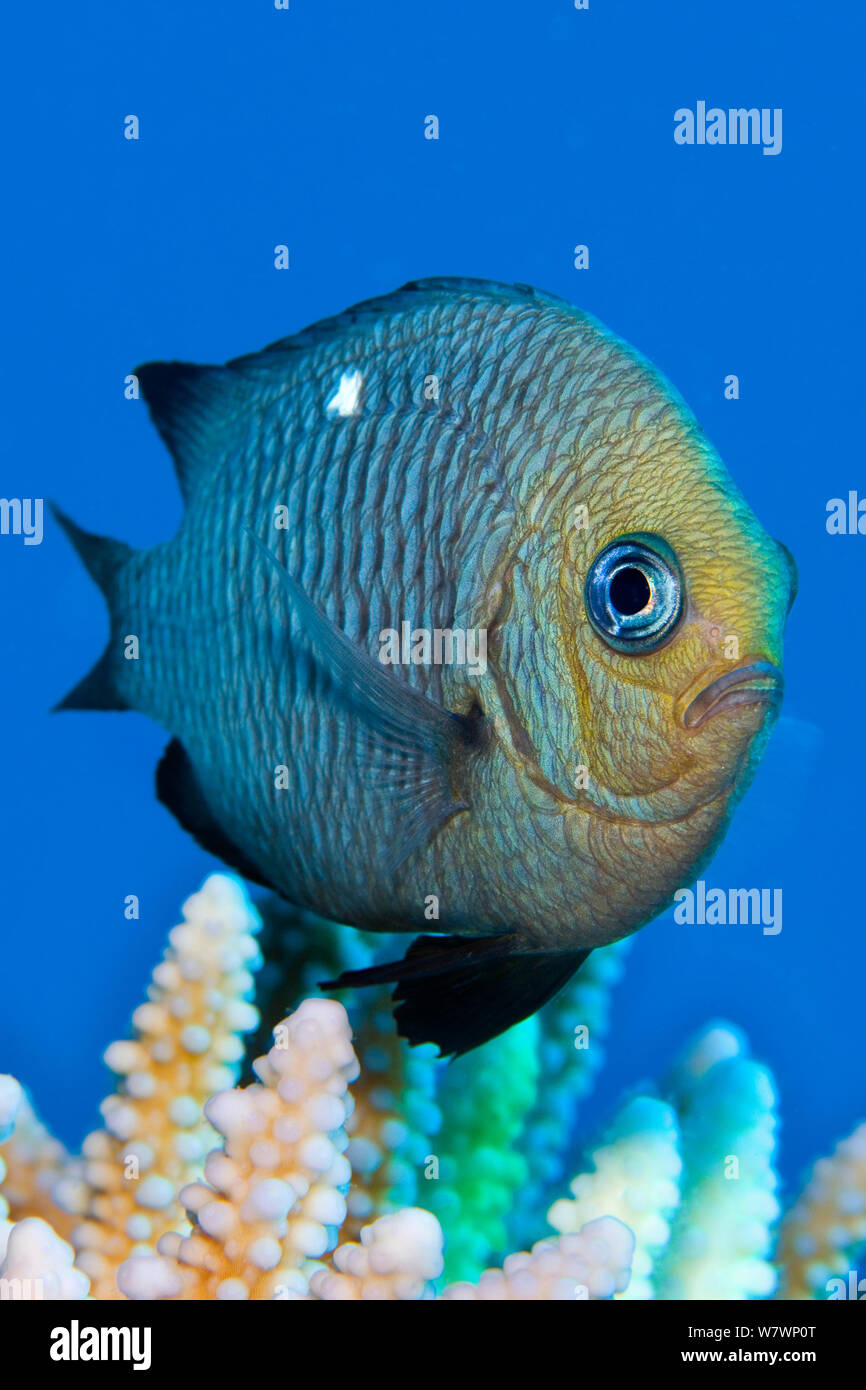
[0,1090,76,1239]
[776,1123,866,1300]
[310,1208,443,1299]
[511,940,630,1250]
[655,1024,779,1300]
[118,998,359,1300]
[57,875,262,1298]
[0,1217,89,1300]
[343,997,440,1239]
[424,1017,538,1283]
[442,1216,634,1300]
[548,1095,681,1299]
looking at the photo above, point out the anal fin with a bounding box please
[323,933,591,1057]
[156,738,278,893]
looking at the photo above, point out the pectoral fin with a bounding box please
[247,532,485,868]
[323,934,591,1056]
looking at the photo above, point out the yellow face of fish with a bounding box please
[557,415,795,825]
[485,376,796,942]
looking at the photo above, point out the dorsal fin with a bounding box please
[402,276,573,309]
[135,360,241,504]
[135,280,577,500]
[229,278,575,366]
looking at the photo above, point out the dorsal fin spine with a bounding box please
[135,360,235,504]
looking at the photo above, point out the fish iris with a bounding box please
[584,533,683,653]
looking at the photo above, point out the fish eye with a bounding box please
[584,533,683,653]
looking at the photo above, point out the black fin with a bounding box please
[323,934,591,1057]
[156,738,278,893]
[51,503,132,712]
[135,360,240,504]
[247,532,483,868]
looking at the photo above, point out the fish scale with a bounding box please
[165,380,504,907]
[53,278,794,1055]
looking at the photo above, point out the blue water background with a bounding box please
[0,1,860,1207]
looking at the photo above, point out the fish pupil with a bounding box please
[609,566,651,616]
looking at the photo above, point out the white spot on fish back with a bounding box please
[326,368,363,418]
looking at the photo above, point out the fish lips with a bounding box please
[682,660,784,730]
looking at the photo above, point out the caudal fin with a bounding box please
[51,503,133,712]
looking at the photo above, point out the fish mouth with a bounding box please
[682,660,784,730]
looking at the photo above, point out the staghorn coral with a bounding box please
[0,1217,89,1300]
[249,897,631,1279]
[247,906,634,1272]
[775,1122,866,1300]
[116,999,628,1301]
[549,1024,779,1300]
[309,1208,444,1299]
[426,1016,539,1283]
[442,1216,634,1300]
[655,1024,779,1300]
[3,875,263,1299]
[0,877,634,1300]
[0,1085,75,1239]
[510,939,631,1251]
[0,1079,87,1298]
[119,997,359,1300]
[342,998,440,1239]
[548,1094,682,1299]
[248,901,442,1240]
[116,997,634,1301]
[1,874,864,1301]
[0,1074,23,1261]
[0,1074,21,1142]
